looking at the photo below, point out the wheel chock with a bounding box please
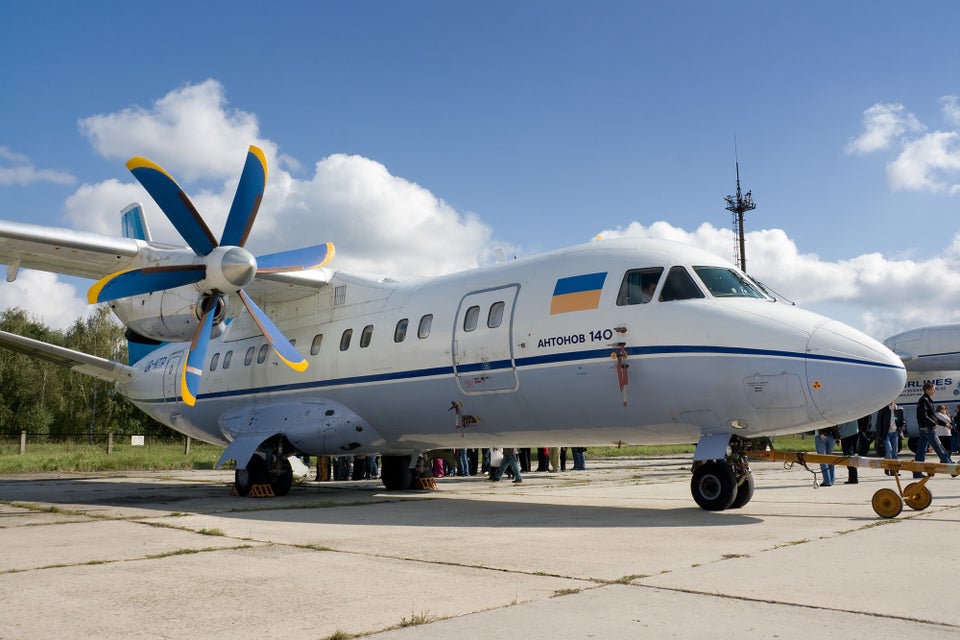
[248,484,276,497]
[229,483,276,497]
[415,477,439,490]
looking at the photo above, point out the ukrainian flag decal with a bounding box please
[550,272,607,314]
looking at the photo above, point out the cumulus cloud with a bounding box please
[846,103,924,155]
[0,146,75,186]
[848,98,960,194]
[0,270,92,330]
[596,221,960,339]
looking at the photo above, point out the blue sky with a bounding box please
[3,1,960,338]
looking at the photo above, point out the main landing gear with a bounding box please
[690,437,754,511]
[234,439,295,497]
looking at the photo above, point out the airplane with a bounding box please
[0,146,907,511]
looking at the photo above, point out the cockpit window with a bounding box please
[659,266,705,302]
[693,266,767,299]
[616,268,664,305]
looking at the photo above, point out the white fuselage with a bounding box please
[120,237,906,456]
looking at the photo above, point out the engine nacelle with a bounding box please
[108,285,226,343]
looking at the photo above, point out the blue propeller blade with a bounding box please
[181,294,220,406]
[127,157,218,256]
[88,265,206,304]
[255,242,336,274]
[239,289,308,372]
[221,146,267,248]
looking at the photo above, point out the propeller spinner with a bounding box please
[89,145,335,406]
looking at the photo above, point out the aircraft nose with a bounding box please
[806,321,906,423]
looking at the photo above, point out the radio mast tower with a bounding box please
[724,161,756,272]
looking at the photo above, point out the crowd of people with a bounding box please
[308,447,588,483]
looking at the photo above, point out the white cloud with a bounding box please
[846,103,924,155]
[0,146,75,186]
[887,131,960,193]
[849,98,960,194]
[941,95,960,126]
[0,270,93,330]
[78,79,272,183]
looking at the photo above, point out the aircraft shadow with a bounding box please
[0,476,764,528]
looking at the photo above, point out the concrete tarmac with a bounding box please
[1,455,958,639]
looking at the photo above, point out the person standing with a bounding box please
[914,382,955,478]
[838,420,859,484]
[935,405,953,454]
[815,426,839,486]
[876,401,902,475]
[492,447,523,483]
[572,447,586,470]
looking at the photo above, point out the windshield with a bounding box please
[692,266,768,299]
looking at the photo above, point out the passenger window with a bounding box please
[394,318,409,343]
[310,334,323,355]
[617,268,664,305]
[210,352,220,371]
[463,305,480,331]
[692,266,767,299]
[245,346,255,366]
[340,328,353,351]
[257,344,269,364]
[222,350,233,369]
[360,325,373,348]
[418,314,433,339]
[487,301,505,328]
[659,266,705,302]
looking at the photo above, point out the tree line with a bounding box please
[0,307,169,441]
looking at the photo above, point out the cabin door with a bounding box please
[453,284,519,394]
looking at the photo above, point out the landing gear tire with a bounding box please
[903,482,933,511]
[691,461,738,511]
[381,455,415,490]
[235,454,269,497]
[872,488,903,518]
[728,470,755,509]
[271,457,294,497]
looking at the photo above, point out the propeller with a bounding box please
[89,145,335,406]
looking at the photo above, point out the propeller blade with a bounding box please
[88,265,206,304]
[181,293,220,406]
[220,146,267,248]
[239,289,308,372]
[255,243,336,274]
[126,156,219,256]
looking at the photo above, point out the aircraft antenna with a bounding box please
[724,159,756,272]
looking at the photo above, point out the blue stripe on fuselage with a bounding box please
[134,344,902,405]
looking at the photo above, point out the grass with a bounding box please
[0,433,818,474]
[0,440,226,473]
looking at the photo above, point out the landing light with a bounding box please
[729,420,749,430]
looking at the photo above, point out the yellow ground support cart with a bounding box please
[749,450,959,518]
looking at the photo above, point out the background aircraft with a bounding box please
[0,147,906,511]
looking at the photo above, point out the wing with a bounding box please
[0,219,143,281]
[0,329,137,384]
[0,217,332,298]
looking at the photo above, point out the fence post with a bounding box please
[107,432,114,455]
[184,435,191,455]
[20,430,26,455]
